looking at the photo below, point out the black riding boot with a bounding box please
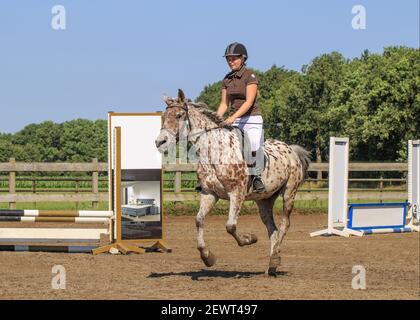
[251,149,266,193]
[252,175,266,193]
[195,184,202,192]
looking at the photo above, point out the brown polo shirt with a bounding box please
[222,66,261,117]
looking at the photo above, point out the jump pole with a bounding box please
[0,227,108,242]
[0,217,110,223]
[310,137,363,237]
[0,245,97,253]
[0,210,112,223]
[0,210,113,217]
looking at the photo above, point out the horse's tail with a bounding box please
[290,145,311,178]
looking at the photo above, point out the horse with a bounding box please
[155,89,311,276]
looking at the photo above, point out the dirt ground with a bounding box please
[0,213,418,300]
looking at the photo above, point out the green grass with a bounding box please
[164,199,328,216]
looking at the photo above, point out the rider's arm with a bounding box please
[216,88,228,117]
[230,84,258,119]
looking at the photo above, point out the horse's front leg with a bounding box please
[196,191,219,267]
[226,191,258,246]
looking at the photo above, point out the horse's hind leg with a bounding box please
[268,185,298,275]
[196,192,219,267]
[226,192,258,246]
[278,186,298,244]
[255,191,281,276]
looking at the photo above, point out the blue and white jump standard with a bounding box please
[311,138,420,237]
[310,137,363,237]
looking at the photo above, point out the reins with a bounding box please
[165,103,232,141]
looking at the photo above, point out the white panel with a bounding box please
[328,137,349,227]
[351,206,405,228]
[408,140,420,220]
[110,115,162,169]
[412,141,419,213]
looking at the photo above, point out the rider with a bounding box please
[217,42,266,193]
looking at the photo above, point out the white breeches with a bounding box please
[233,115,264,152]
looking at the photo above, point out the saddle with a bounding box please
[195,127,268,193]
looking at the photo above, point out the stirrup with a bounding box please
[252,176,266,193]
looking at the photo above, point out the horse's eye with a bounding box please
[176,114,182,119]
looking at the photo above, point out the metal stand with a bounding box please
[92,242,145,255]
[310,227,363,237]
[149,240,172,252]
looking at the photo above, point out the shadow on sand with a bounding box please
[148,269,289,281]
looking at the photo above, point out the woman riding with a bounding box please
[217,42,266,193]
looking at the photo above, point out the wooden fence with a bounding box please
[0,158,409,208]
[0,158,107,209]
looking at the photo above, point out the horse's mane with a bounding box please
[188,101,234,130]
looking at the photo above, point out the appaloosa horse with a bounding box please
[155,89,311,276]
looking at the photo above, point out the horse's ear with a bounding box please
[178,89,186,102]
[163,94,170,106]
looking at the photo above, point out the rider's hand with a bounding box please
[220,116,236,126]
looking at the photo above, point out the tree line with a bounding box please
[0,46,418,163]
[0,119,107,162]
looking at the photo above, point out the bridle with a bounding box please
[164,102,191,137]
[165,102,228,142]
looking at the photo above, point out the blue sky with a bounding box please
[0,0,418,133]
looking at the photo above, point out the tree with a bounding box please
[283,52,347,162]
[60,119,108,162]
[195,81,223,111]
[332,46,420,161]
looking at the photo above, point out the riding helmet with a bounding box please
[223,42,248,61]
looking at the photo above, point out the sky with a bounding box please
[0,0,418,133]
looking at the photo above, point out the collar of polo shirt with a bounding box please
[227,65,246,79]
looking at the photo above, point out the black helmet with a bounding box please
[223,42,248,61]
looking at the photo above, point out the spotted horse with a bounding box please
[155,89,311,276]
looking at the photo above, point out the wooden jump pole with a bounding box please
[0,210,113,217]
[0,216,109,223]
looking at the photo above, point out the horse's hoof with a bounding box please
[241,233,258,246]
[248,233,258,244]
[266,267,277,277]
[201,251,217,267]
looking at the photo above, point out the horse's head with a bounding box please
[155,89,190,153]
